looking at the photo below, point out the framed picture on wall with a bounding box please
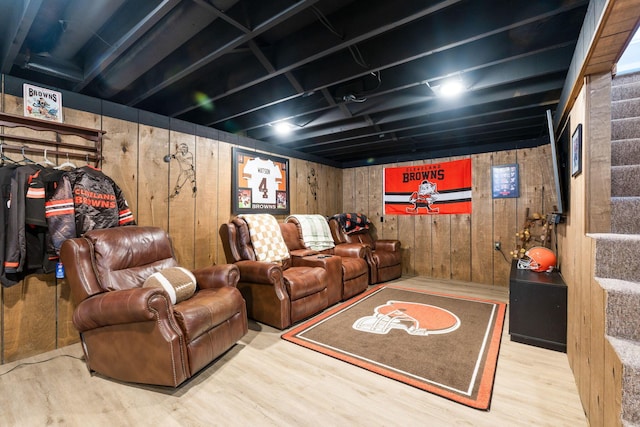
[491,163,520,198]
[23,83,63,123]
[571,124,582,177]
[232,147,290,215]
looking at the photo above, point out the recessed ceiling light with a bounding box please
[439,80,464,97]
[273,121,295,135]
[426,78,466,98]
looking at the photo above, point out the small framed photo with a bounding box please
[491,163,519,198]
[23,83,63,123]
[571,124,582,177]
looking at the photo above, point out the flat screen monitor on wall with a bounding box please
[546,109,570,215]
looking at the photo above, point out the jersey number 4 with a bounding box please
[258,178,268,198]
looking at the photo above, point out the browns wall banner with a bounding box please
[383,159,472,215]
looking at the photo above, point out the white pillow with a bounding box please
[143,267,197,304]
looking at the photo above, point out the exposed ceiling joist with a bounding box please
[74,0,183,91]
[0,0,43,73]
[2,0,598,167]
[123,0,320,107]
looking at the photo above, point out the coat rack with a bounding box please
[0,111,104,166]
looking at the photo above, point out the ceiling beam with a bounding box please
[74,0,182,91]
[94,2,223,98]
[249,46,572,142]
[199,2,585,130]
[15,53,84,81]
[286,81,563,150]
[311,114,546,159]
[0,0,42,73]
[296,0,587,92]
[294,98,558,153]
[248,40,304,95]
[162,0,462,117]
[321,87,352,119]
[339,135,547,167]
[192,0,251,34]
[123,0,320,107]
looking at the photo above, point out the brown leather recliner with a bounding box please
[60,226,248,387]
[222,216,328,329]
[329,215,402,284]
[282,217,369,304]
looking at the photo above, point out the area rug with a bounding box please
[282,284,506,410]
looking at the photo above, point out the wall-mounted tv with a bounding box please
[546,109,570,216]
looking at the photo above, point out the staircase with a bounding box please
[594,71,640,426]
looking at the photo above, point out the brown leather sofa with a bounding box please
[329,215,402,284]
[222,216,329,329]
[282,218,369,304]
[60,226,248,387]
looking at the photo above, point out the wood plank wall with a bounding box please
[342,147,557,286]
[0,94,341,363]
[559,76,621,426]
[0,91,557,364]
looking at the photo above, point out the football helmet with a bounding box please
[352,300,461,336]
[517,246,556,272]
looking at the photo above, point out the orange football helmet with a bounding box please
[517,247,556,272]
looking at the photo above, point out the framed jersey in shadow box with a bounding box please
[232,147,290,215]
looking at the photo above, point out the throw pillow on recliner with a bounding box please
[143,267,197,304]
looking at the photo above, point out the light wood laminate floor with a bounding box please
[0,277,587,426]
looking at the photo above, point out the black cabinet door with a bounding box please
[509,261,567,352]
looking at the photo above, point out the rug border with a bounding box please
[282,284,506,410]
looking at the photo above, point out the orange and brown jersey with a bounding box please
[45,166,135,254]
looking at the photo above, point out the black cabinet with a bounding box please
[509,260,567,352]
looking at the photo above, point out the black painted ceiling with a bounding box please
[1,0,589,167]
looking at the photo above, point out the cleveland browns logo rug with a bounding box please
[352,300,461,336]
[282,285,506,410]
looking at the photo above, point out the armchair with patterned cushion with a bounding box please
[60,226,248,387]
[329,213,402,284]
[221,214,329,329]
[284,215,369,304]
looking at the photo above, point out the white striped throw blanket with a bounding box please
[238,214,290,263]
[287,214,335,251]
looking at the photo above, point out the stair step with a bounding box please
[612,165,640,197]
[613,72,640,87]
[591,233,640,282]
[612,139,640,166]
[612,80,640,101]
[612,97,640,120]
[607,336,640,425]
[607,73,640,427]
[612,197,640,234]
[599,278,640,341]
[612,117,640,140]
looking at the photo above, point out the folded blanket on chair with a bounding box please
[238,214,290,263]
[287,214,335,251]
[332,213,370,234]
